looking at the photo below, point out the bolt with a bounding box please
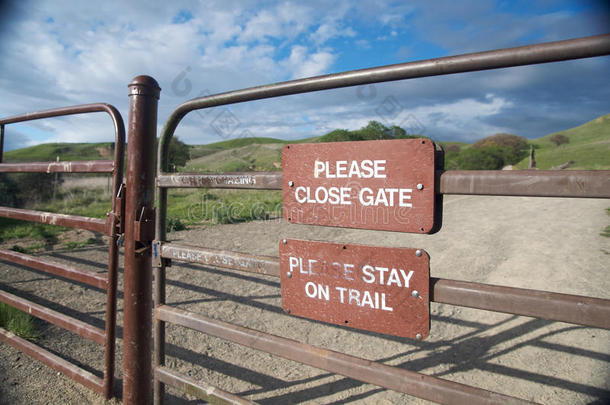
[416,333,422,340]
[282,239,287,244]
[415,250,422,257]
[416,183,424,190]
[412,290,420,298]
[287,272,292,278]
[288,181,294,187]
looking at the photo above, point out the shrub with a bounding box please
[549,133,570,146]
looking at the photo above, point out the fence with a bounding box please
[0,34,609,404]
[150,34,610,404]
[0,104,124,399]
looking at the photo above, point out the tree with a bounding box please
[454,147,518,170]
[156,136,190,171]
[549,133,569,146]
[471,133,529,165]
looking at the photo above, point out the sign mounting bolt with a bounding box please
[287,272,292,278]
[416,333,423,340]
[415,250,422,257]
[412,290,420,298]
[288,181,294,187]
[417,183,424,190]
[282,239,287,244]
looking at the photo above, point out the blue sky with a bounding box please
[0,0,608,151]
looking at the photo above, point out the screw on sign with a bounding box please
[282,139,436,233]
[280,239,430,339]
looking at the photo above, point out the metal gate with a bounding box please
[0,104,124,398]
[150,34,610,404]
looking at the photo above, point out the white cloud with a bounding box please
[281,46,336,78]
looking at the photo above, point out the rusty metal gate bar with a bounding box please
[156,169,610,199]
[0,103,125,399]
[151,34,610,404]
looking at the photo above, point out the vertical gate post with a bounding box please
[123,76,160,404]
[0,124,4,163]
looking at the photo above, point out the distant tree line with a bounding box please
[444,133,530,170]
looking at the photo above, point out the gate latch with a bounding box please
[135,206,155,242]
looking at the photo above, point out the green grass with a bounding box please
[184,143,284,172]
[167,189,282,225]
[0,218,65,243]
[0,303,40,340]
[515,114,610,170]
[3,142,114,163]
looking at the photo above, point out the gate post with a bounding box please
[123,75,160,404]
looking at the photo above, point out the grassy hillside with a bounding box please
[3,142,114,162]
[515,114,610,170]
[186,143,284,172]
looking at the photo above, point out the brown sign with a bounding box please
[282,139,436,233]
[280,239,430,339]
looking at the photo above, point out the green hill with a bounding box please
[3,115,608,171]
[3,142,114,162]
[515,114,610,170]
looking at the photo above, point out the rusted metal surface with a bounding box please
[439,170,610,198]
[156,367,256,405]
[431,278,610,329]
[156,305,536,405]
[0,160,114,173]
[0,327,105,394]
[154,246,610,329]
[123,75,160,405]
[0,102,125,400]
[0,207,107,234]
[160,243,280,277]
[280,239,430,339]
[0,290,105,344]
[157,172,282,189]
[0,248,108,290]
[157,169,609,199]
[0,124,4,163]
[282,139,436,233]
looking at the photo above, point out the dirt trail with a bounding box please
[1,195,609,404]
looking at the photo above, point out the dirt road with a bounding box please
[1,195,609,404]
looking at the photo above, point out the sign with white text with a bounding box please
[282,139,436,233]
[280,239,430,339]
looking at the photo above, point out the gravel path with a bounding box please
[1,195,609,404]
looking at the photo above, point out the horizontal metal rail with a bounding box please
[0,249,108,290]
[438,170,610,198]
[0,327,105,394]
[160,243,279,277]
[0,160,114,173]
[159,242,610,329]
[0,290,105,344]
[156,305,535,405]
[157,172,281,190]
[156,367,256,405]
[158,34,610,174]
[156,170,610,199]
[0,207,107,234]
[430,279,610,329]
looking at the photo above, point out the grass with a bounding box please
[0,303,40,340]
[0,218,65,243]
[167,189,283,225]
[3,142,114,163]
[515,114,610,170]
